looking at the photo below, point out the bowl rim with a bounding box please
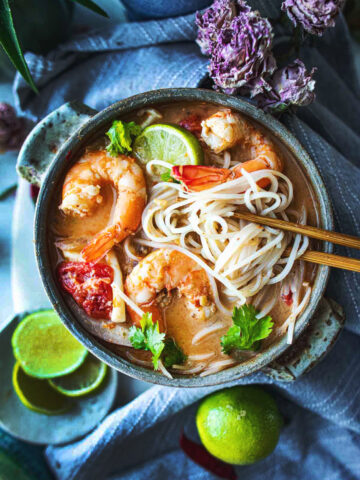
[34,88,333,387]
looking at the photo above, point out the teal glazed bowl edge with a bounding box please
[33,88,334,387]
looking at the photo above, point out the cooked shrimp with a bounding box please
[60,150,146,262]
[124,249,215,328]
[201,109,244,153]
[174,110,282,191]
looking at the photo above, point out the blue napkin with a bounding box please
[13,1,360,479]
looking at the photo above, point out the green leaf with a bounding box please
[0,0,38,92]
[106,120,142,156]
[129,313,165,370]
[160,170,173,182]
[160,170,181,183]
[70,0,109,17]
[161,338,186,368]
[221,305,273,354]
[0,183,17,201]
[129,325,146,350]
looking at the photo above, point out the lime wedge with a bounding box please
[11,310,87,378]
[133,123,203,174]
[12,362,70,415]
[48,355,107,397]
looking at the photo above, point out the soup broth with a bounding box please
[51,101,319,378]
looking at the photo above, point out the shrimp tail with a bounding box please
[172,149,283,192]
[82,225,125,262]
[172,165,231,192]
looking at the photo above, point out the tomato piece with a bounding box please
[58,261,114,319]
[281,291,293,306]
[179,114,202,136]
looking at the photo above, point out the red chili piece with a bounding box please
[30,184,40,203]
[179,432,237,480]
[281,291,293,306]
[179,114,202,136]
[58,261,114,319]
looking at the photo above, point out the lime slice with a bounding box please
[12,362,70,415]
[48,355,107,397]
[133,123,203,174]
[12,310,87,378]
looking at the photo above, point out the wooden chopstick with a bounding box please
[285,249,360,272]
[232,211,360,272]
[233,211,360,250]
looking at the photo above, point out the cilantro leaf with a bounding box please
[160,170,173,182]
[128,327,146,350]
[162,338,187,368]
[221,305,273,354]
[129,313,165,370]
[106,120,142,156]
[160,169,180,183]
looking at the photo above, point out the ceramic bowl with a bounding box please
[18,88,336,387]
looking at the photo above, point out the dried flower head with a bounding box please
[257,60,316,112]
[209,11,276,96]
[0,103,25,152]
[195,0,250,55]
[282,0,345,36]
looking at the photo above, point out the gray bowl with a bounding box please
[18,88,335,387]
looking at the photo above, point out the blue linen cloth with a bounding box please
[13,1,360,479]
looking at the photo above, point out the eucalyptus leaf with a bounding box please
[70,0,109,17]
[0,0,38,92]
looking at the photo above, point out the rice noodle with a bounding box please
[113,159,314,350]
[200,358,237,377]
[139,162,308,317]
[138,108,162,129]
[158,359,173,378]
[172,363,207,374]
[115,288,145,318]
[188,353,215,361]
[192,322,226,345]
[124,237,144,262]
[126,351,152,367]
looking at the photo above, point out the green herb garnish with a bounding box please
[129,313,186,370]
[160,170,173,182]
[106,120,142,156]
[129,313,165,370]
[160,170,180,183]
[221,305,273,354]
[162,338,187,368]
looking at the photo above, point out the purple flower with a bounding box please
[0,103,25,152]
[196,0,250,55]
[282,0,345,36]
[209,12,276,96]
[256,60,316,112]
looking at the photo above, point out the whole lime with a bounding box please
[196,386,283,465]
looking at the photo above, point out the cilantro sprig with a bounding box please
[129,313,165,369]
[106,120,142,156]
[221,305,273,354]
[162,338,187,368]
[129,313,186,370]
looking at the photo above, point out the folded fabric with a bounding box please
[12,2,360,479]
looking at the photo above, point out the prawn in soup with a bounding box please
[52,102,319,378]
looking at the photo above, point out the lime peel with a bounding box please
[133,123,203,175]
[196,386,283,465]
[12,362,70,415]
[11,310,88,379]
[48,355,108,397]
